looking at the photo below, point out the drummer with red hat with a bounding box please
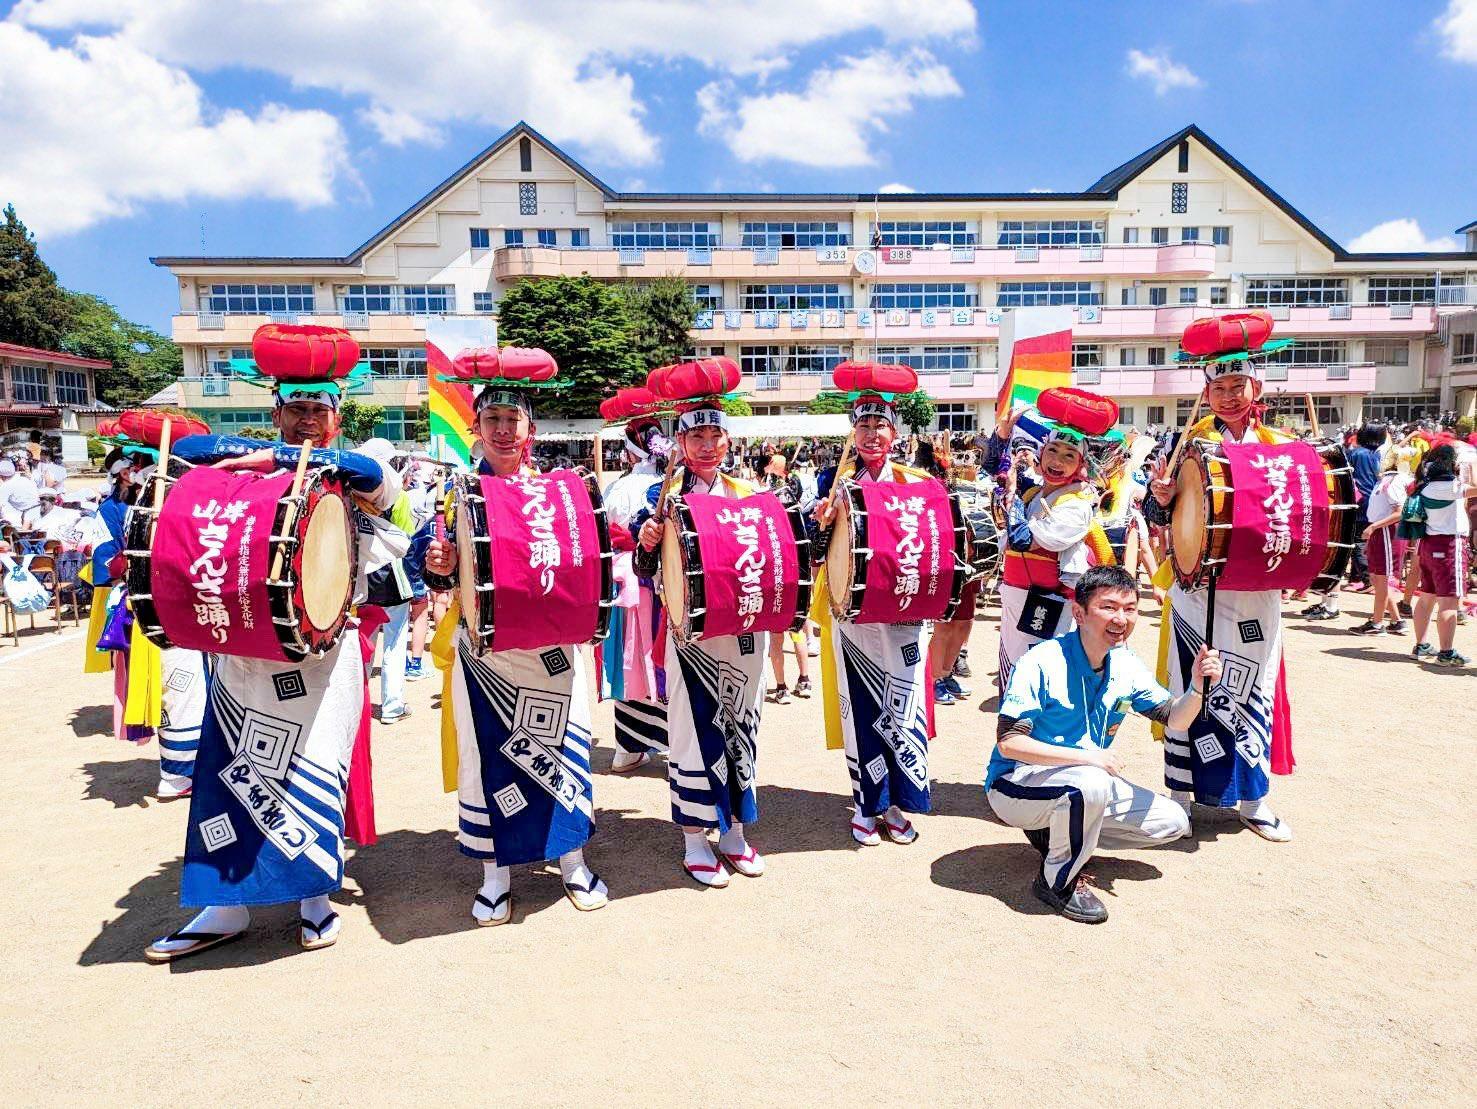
[1143,312,1297,842]
[597,388,674,773]
[631,357,770,888]
[146,325,404,962]
[810,361,937,847]
[424,347,611,923]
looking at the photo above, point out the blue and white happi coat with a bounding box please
[666,633,767,831]
[181,638,362,907]
[159,646,207,780]
[1163,582,1277,806]
[832,621,931,817]
[451,628,594,867]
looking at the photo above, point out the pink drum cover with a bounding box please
[682,491,800,638]
[855,478,957,623]
[484,470,602,651]
[1220,440,1331,591]
[151,467,293,659]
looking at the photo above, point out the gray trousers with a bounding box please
[987,764,1189,896]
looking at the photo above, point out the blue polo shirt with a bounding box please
[985,630,1171,789]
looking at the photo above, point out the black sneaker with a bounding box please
[1385,619,1408,635]
[793,676,813,698]
[1351,620,1385,636]
[1435,650,1470,667]
[1304,604,1339,621]
[1032,874,1108,924]
[1397,600,1414,618]
[953,650,972,679]
[1413,643,1436,660]
[1024,828,1050,856]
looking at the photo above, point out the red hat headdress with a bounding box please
[831,360,919,425]
[647,357,741,433]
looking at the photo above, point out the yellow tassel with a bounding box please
[124,620,163,727]
[808,565,844,750]
[429,598,462,792]
[83,587,115,674]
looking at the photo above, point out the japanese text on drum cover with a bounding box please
[1250,452,1314,573]
[189,498,256,642]
[884,494,942,609]
[516,476,584,595]
[716,505,784,629]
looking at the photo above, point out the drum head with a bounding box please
[300,493,352,631]
[660,517,687,632]
[1171,453,1208,582]
[825,497,853,611]
[455,496,482,642]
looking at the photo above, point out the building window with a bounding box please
[873,345,977,372]
[1171,182,1188,213]
[1366,275,1462,306]
[1119,405,1136,426]
[55,370,89,406]
[684,345,726,360]
[1147,405,1166,426]
[1122,227,1140,244]
[1180,226,1200,243]
[873,282,978,310]
[536,229,557,247]
[518,136,533,172]
[934,403,977,431]
[470,227,491,249]
[1209,285,1229,305]
[201,283,315,314]
[1148,286,1167,306]
[741,221,849,248]
[1176,398,1197,426]
[374,406,424,443]
[690,284,723,311]
[362,347,427,378]
[1311,395,1344,428]
[1147,346,1166,366]
[1363,392,1442,422]
[210,409,275,433]
[518,182,538,215]
[1121,288,1136,306]
[1245,277,1349,306]
[12,364,49,404]
[1179,286,1197,304]
[1212,226,1231,246]
[207,348,252,376]
[743,283,851,311]
[472,292,495,313]
[996,220,1103,247]
[996,281,1100,307]
[337,284,453,314]
[609,221,719,250]
[875,221,977,247]
[1177,140,1189,173]
[1265,339,1347,367]
[1453,333,1477,364]
[738,345,843,376]
[1150,227,1168,245]
[570,228,589,247]
[1119,348,1138,367]
[1364,340,1410,365]
[503,229,524,246]
[1071,344,1102,370]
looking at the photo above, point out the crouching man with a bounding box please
[985,565,1221,924]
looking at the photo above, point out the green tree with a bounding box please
[496,275,644,417]
[0,205,74,350]
[62,291,182,407]
[237,426,279,442]
[806,392,850,415]
[406,401,430,445]
[721,395,753,417]
[338,397,385,444]
[894,390,936,433]
[619,275,697,370]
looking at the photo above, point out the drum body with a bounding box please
[452,468,614,654]
[825,477,967,623]
[660,490,810,644]
[127,463,356,660]
[1169,437,1357,593]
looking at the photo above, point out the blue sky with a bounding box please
[2,0,1473,334]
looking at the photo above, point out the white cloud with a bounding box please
[0,24,349,236]
[1125,48,1203,95]
[879,183,917,193]
[1347,218,1460,253]
[699,49,962,166]
[359,106,444,148]
[1435,0,1477,61]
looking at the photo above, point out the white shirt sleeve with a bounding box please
[1027,495,1093,552]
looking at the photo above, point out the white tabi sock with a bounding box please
[152,904,249,954]
[472,861,511,923]
[717,822,748,857]
[1170,789,1193,817]
[558,848,590,886]
[1238,797,1276,822]
[683,830,717,869]
[885,804,906,826]
[852,806,878,832]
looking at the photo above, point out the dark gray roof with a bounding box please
[152,121,1477,268]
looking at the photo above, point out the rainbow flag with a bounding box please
[995,306,1073,421]
[424,318,497,466]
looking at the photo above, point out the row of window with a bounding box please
[740,345,847,377]
[209,406,424,440]
[4,365,89,405]
[335,284,456,314]
[474,227,591,249]
[1122,226,1231,246]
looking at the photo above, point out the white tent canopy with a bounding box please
[533,414,853,442]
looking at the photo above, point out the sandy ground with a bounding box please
[1,590,1474,1108]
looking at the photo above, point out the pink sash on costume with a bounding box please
[854,478,958,624]
[1219,441,1331,592]
[682,491,800,639]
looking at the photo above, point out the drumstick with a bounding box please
[1164,390,1204,478]
[269,439,314,583]
[654,439,681,521]
[152,416,173,509]
[1201,574,1217,719]
[1304,392,1320,439]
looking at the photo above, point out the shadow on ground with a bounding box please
[931,843,1164,915]
[69,704,113,738]
[81,757,158,809]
